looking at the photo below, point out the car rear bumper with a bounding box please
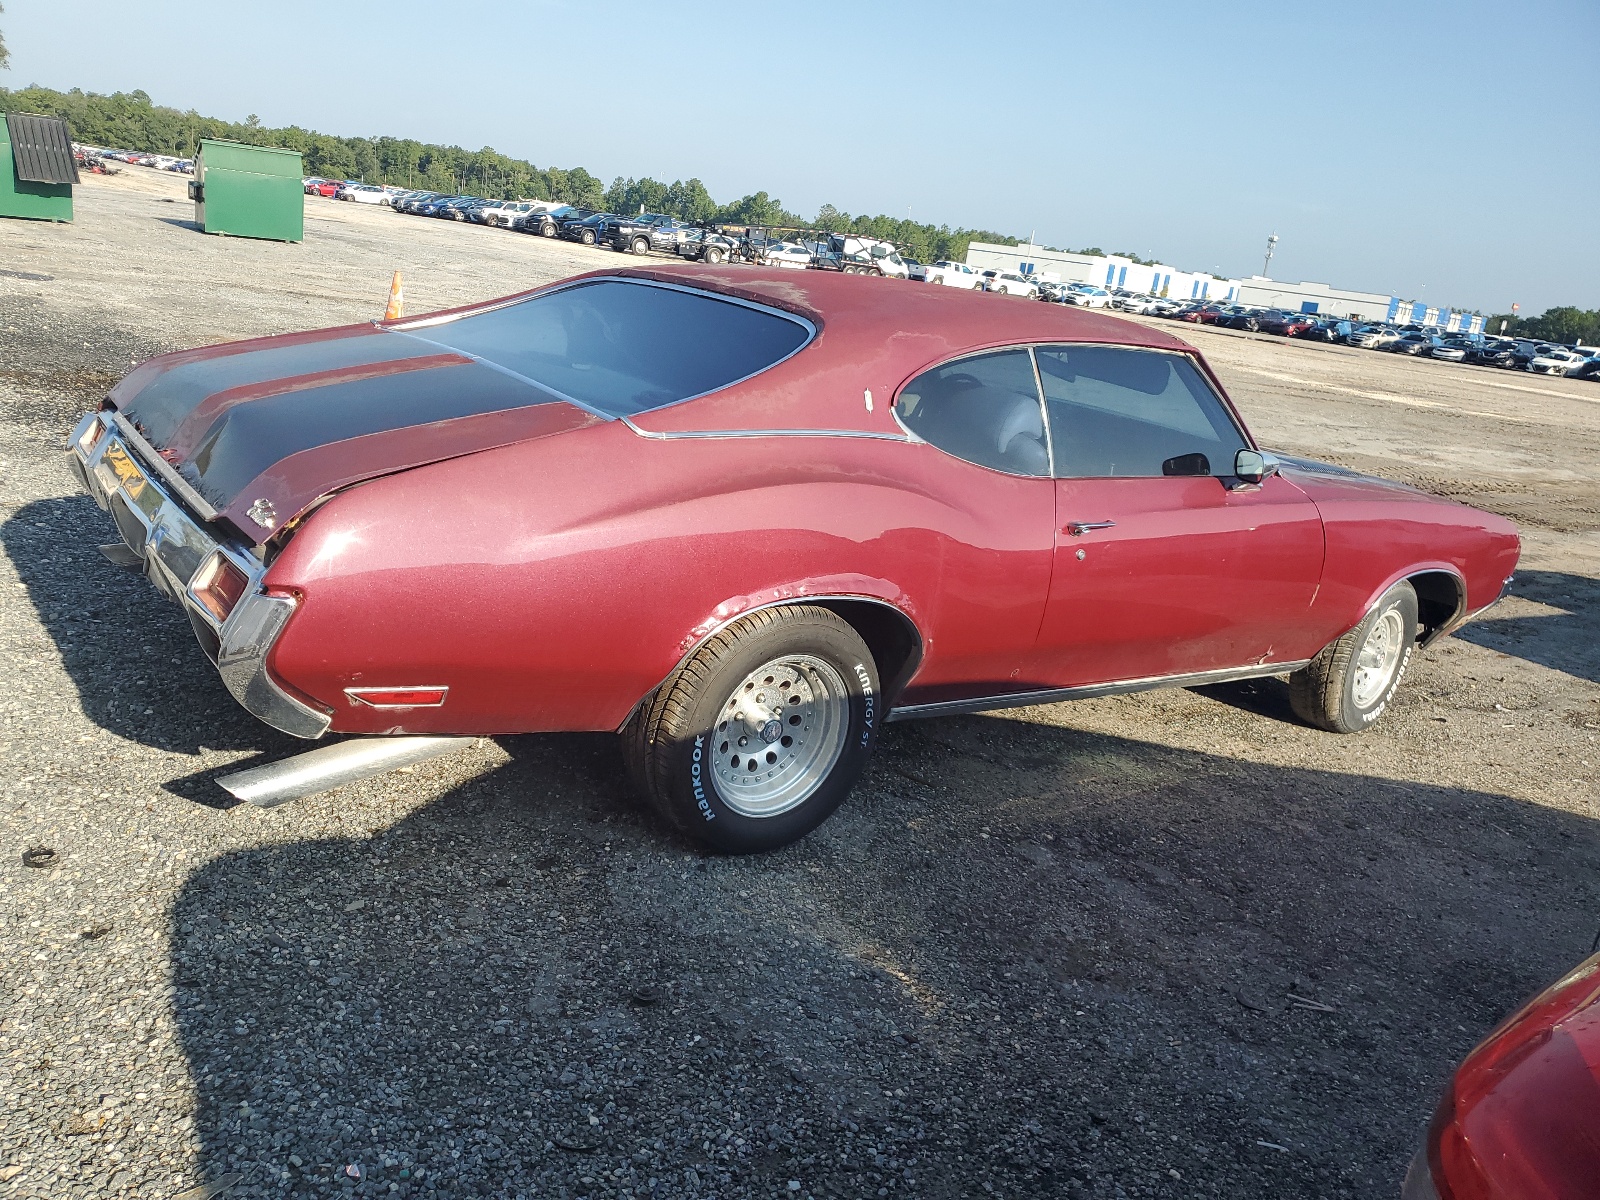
[66,410,333,740]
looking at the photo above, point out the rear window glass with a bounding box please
[402,280,812,417]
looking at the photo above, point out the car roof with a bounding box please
[412,265,1206,437]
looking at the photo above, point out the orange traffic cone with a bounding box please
[384,271,404,321]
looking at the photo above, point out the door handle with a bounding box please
[1064,521,1117,536]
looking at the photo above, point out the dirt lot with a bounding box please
[1,168,1596,1200]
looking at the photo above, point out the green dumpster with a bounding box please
[189,139,303,242]
[1,112,77,223]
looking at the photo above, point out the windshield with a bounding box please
[400,280,814,417]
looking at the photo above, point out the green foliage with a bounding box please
[0,83,602,205]
[1486,307,1600,345]
[0,81,1159,270]
[0,3,10,73]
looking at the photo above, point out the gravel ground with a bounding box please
[2,168,1597,1200]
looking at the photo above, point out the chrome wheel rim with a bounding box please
[1352,609,1405,708]
[709,655,850,818]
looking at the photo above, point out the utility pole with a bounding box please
[1262,233,1278,278]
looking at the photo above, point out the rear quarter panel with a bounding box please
[262,421,1055,736]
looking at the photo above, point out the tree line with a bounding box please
[1484,307,1600,346]
[1,84,1029,264]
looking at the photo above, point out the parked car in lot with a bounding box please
[66,265,1519,852]
[1568,354,1600,381]
[1403,951,1600,1200]
[336,183,393,206]
[1528,347,1586,375]
[923,261,983,289]
[560,212,615,245]
[1429,337,1479,363]
[1293,318,1354,343]
[757,241,814,270]
[1470,338,1520,368]
[306,179,342,198]
[1392,333,1444,357]
[980,271,1039,298]
[1061,284,1113,308]
[1257,311,1315,337]
[514,205,588,238]
[1349,325,1402,349]
[1113,293,1158,315]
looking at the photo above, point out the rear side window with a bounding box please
[401,280,812,417]
[1035,346,1243,478]
[897,350,1049,477]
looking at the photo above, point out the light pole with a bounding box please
[1261,233,1278,278]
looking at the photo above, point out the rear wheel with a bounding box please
[704,246,725,264]
[622,605,880,853]
[1290,581,1418,733]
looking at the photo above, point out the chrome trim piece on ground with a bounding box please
[621,416,909,442]
[217,736,475,808]
[885,659,1314,722]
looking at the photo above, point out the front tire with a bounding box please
[580,228,596,245]
[622,605,880,853]
[1290,581,1418,733]
[632,236,651,255]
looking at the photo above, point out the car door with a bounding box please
[1030,344,1325,687]
[893,348,1058,702]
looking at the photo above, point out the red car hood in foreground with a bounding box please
[1410,952,1600,1199]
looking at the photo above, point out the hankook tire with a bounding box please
[1290,580,1419,733]
[622,605,880,853]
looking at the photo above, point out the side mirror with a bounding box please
[1233,448,1281,483]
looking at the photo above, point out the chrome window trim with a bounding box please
[885,658,1314,722]
[620,417,907,443]
[888,345,1053,480]
[380,276,819,421]
[891,341,1248,482]
[1031,342,1249,479]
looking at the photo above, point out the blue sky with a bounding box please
[5,0,1596,313]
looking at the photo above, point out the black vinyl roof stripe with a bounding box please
[5,113,80,185]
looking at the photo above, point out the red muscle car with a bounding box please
[66,266,1519,852]
[1404,952,1600,1199]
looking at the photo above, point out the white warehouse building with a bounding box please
[1232,277,1393,322]
[964,242,1239,302]
[961,243,1487,334]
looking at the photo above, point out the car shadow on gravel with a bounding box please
[2,496,304,777]
[165,719,1600,1200]
[1451,569,1600,685]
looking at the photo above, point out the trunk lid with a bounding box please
[110,322,599,543]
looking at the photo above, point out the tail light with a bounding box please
[190,552,250,624]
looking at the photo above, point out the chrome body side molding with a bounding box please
[620,416,909,442]
[885,659,1314,722]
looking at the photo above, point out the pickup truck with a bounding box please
[604,212,689,255]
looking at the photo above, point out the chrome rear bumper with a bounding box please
[66,411,332,739]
